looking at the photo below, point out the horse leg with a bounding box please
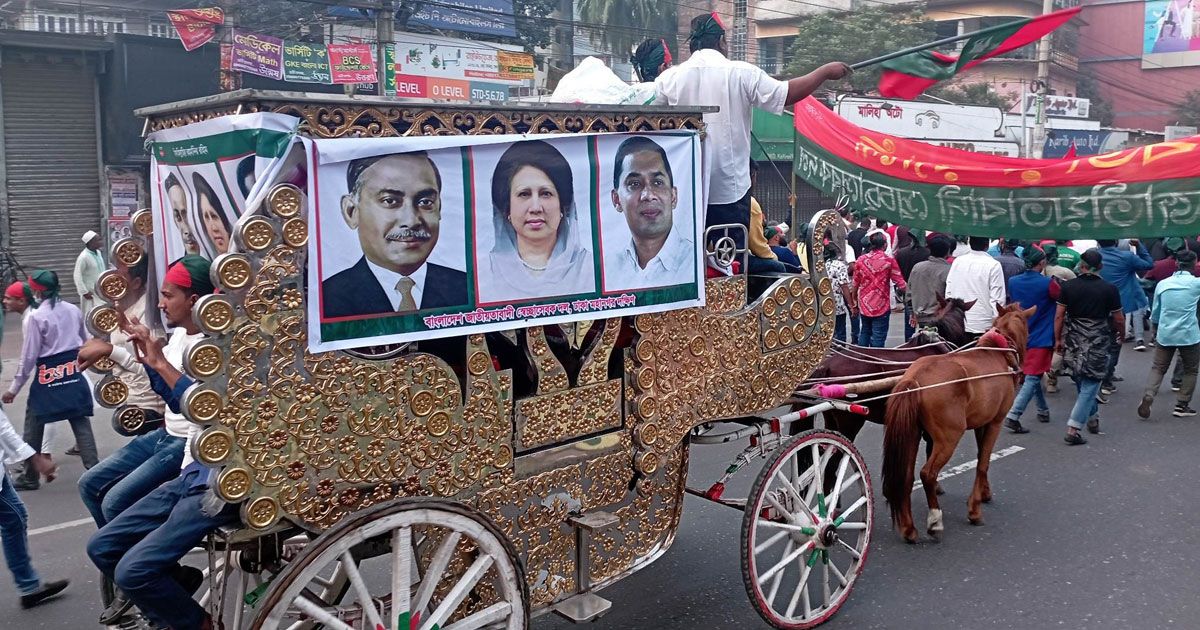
[922,431,946,496]
[968,421,1003,525]
[920,433,961,540]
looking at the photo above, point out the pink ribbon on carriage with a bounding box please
[816,383,848,398]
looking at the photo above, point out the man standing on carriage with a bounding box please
[654,12,850,248]
[1055,249,1124,445]
[1003,248,1060,434]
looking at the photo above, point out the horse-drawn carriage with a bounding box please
[85,90,877,630]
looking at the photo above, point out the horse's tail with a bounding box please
[882,376,922,525]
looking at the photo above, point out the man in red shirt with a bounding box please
[854,232,906,347]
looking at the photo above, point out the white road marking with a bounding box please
[29,517,93,537]
[911,445,1025,492]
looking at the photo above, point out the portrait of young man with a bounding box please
[602,136,695,292]
[321,151,468,318]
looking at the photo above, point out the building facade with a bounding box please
[1078,0,1199,131]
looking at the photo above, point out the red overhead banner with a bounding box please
[166,7,223,51]
[791,97,1200,238]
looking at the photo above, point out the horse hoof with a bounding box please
[901,527,919,544]
[969,516,984,526]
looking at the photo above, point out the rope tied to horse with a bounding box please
[797,346,1020,403]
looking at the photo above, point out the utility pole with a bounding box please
[1031,0,1054,158]
[377,0,394,92]
[219,0,241,92]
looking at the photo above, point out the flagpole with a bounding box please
[849,17,1045,70]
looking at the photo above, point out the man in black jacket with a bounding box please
[322,151,468,318]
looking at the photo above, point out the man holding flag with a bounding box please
[654,12,851,248]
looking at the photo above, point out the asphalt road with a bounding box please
[4,314,1200,630]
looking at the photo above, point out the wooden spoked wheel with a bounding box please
[741,430,873,629]
[253,499,528,630]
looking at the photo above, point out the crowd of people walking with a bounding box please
[824,214,1200,447]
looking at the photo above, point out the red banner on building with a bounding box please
[328,44,377,84]
[166,7,223,51]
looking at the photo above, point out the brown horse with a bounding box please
[803,297,976,443]
[881,303,1033,543]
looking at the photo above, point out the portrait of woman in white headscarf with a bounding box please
[479,140,595,303]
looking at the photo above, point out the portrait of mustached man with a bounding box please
[322,151,469,318]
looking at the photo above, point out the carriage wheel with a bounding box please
[741,429,873,629]
[253,498,528,630]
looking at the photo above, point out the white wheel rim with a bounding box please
[260,508,523,630]
[748,434,873,627]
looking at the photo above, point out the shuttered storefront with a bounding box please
[1,49,102,302]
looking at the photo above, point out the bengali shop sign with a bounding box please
[231,29,283,80]
[304,131,703,350]
[283,42,332,83]
[389,35,533,85]
[408,0,517,37]
[328,44,377,84]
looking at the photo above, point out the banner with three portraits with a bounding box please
[306,131,705,351]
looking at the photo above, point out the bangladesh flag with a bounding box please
[878,6,1082,99]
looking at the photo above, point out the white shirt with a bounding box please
[945,250,1006,333]
[0,407,34,465]
[605,227,694,291]
[366,259,427,311]
[655,49,788,205]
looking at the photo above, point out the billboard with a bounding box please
[1144,0,1200,68]
[835,96,1005,141]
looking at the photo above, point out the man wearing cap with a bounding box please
[2,280,57,485]
[1003,248,1060,434]
[631,39,672,83]
[74,230,105,314]
[1138,249,1200,420]
[1056,249,1124,445]
[654,13,849,248]
[2,270,97,487]
[83,255,235,630]
[1041,244,1076,394]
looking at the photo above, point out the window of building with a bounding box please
[36,14,45,31]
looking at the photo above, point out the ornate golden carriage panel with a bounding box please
[96,91,842,622]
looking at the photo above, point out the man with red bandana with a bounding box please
[82,255,237,630]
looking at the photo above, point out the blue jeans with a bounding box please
[1006,374,1049,421]
[87,474,238,629]
[834,313,847,343]
[1068,376,1103,430]
[79,427,185,527]
[748,256,787,274]
[1104,336,1122,386]
[0,473,40,595]
[851,310,861,342]
[858,314,890,347]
